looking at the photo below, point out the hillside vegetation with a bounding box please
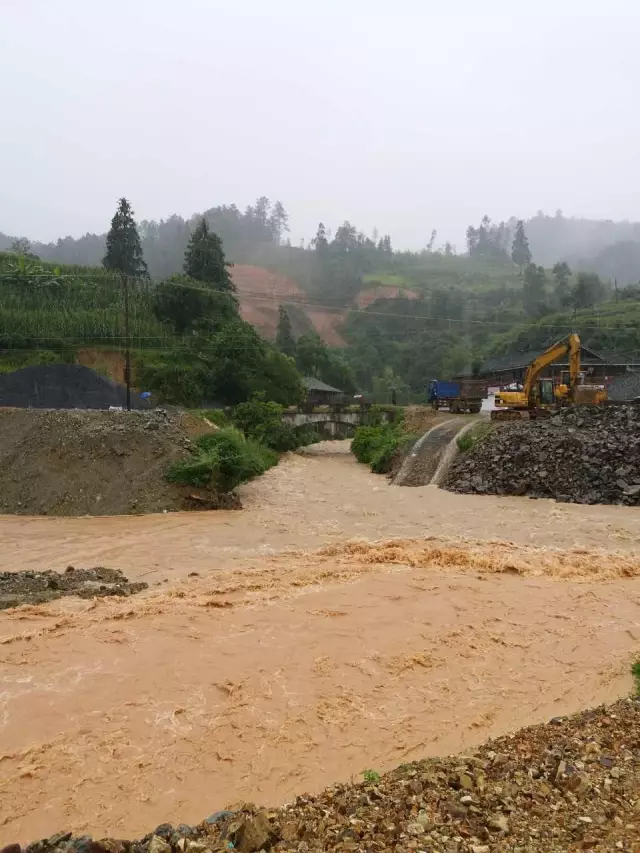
[3,200,640,405]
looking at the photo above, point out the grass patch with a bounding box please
[632,661,640,695]
[456,422,493,453]
[362,769,381,784]
[200,409,228,428]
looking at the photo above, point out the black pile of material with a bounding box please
[0,364,145,409]
[444,405,640,505]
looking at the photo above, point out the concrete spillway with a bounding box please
[393,418,480,487]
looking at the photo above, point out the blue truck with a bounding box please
[427,378,488,414]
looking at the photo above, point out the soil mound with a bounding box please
[0,567,147,609]
[0,408,238,516]
[443,405,640,505]
[0,364,144,409]
[19,696,640,851]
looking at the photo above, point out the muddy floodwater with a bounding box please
[2,442,640,843]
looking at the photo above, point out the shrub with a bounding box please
[167,427,277,492]
[233,394,299,451]
[352,423,415,474]
[351,426,380,463]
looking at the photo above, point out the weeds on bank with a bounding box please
[456,421,493,453]
[632,661,640,694]
[362,769,381,784]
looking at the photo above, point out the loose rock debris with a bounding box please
[13,697,640,851]
[0,567,147,609]
[444,404,640,505]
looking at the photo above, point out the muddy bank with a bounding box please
[0,567,147,609]
[16,697,640,851]
[0,408,237,516]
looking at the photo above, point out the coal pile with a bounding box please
[443,405,640,505]
[0,364,146,409]
[0,567,147,609]
[14,697,640,852]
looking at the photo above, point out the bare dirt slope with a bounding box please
[0,408,231,516]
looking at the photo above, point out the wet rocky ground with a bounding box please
[12,696,640,852]
[0,567,147,609]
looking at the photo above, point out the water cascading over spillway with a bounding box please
[393,419,480,487]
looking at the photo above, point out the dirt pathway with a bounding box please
[1,443,640,585]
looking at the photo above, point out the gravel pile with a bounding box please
[14,697,640,852]
[608,372,640,402]
[443,405,640,505]
[0,408,239,516]
[0,567,147,609]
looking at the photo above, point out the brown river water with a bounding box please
[2,442,640,843]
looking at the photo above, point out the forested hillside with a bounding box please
[3,198,640,405]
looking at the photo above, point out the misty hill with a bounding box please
[5,201,640,287]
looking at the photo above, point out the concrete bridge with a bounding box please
[282,408,390,438]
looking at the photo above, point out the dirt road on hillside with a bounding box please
[1,442,640,584]
[3,443,640,844]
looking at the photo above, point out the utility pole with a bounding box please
[122,273,131,411]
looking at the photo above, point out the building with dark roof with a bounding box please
[458,346,640,388]
[302,376,344,406]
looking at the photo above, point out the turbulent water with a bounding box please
[2,442,640,844]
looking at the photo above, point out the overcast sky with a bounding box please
[2,0,639,249]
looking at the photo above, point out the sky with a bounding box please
[2,0,640,250]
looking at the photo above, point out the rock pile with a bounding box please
[0,567,147,609]
[444,405,640,504]
[12,697,640,852]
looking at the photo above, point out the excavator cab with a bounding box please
[537,378,555,406]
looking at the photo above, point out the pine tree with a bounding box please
[552,261,572,306]
[312,222,329,254]
[511,220,532,269]
[275,305,296,357]
[523,263,547,316]
[184,217,235,292]
[103,197,148,277]
[268,201,289,244]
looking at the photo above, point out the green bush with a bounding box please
[167,427,277,492]
[351,423,415,474]
[233,394,299,451]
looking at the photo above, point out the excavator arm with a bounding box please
[522,333,581,404]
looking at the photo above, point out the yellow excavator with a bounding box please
[492,333,607,420]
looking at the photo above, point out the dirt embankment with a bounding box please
[19,698,640,852]
[444,405,640,505]
[0,408,236,516]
